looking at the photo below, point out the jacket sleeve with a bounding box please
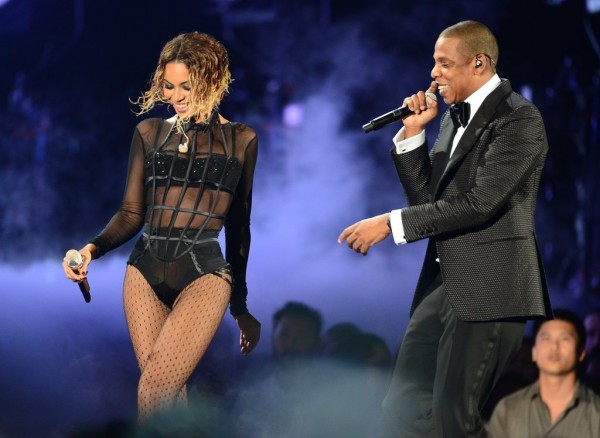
[390,138,433,207]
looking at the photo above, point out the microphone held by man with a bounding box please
[362,92,437,133]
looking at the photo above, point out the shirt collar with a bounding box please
[530,379,590,404]
[462,74,501,126]
[530,379,541,400]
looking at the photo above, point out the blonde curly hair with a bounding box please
[135,32,232,128]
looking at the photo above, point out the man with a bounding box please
[338,21,552,437]
[270,300,323,381]
[487,309,600,437]
[233,301,323,435]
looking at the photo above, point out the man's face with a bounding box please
[584,313,600,354]
[532,319,584,377]
[272,314,319,366]
[431,36,478,105]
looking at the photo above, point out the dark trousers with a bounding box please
[380,280,525,437]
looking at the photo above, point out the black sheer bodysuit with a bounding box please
[89,113,258,315]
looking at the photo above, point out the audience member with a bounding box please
[271,301,323,382]
[232,301,323,436]
[321,322,366,363]
[322,322,361,345]
[487,309,600,437]
[233,304,393,437]
[360,332,394,411]
[319,323,393,436]
[321,324,392,399]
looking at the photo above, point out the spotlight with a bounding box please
[283,103,303,127]
[587,0,600,14]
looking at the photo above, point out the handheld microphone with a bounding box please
[65,249,91,303]
[362,92,437,133]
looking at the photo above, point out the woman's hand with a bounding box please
[235,312,261,355]
[62,244,94,283]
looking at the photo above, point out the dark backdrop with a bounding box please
[0,0,599,436]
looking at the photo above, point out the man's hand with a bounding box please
[338,213,391,255]
[402,81,439,138]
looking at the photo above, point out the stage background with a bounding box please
[1,0,599,436]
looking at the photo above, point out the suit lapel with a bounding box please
[435,80,514,197]
[430,113,456,197]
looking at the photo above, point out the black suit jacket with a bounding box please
[392,79,552,321]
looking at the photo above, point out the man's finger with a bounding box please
[338,226,353,243]
[426,80,438,95]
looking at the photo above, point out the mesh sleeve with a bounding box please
[225,129,258,316]
[89,121,150,259]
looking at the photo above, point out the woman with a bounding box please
[62,32,261,420]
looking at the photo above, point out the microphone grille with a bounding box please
[65,249,83,269]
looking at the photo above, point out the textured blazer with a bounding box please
[392,79,552,321]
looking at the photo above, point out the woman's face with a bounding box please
[162,61,192,117]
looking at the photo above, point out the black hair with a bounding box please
[272,301,323,335]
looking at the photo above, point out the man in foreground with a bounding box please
[339,20,552,436]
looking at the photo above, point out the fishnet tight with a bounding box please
[123,265,231,421]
